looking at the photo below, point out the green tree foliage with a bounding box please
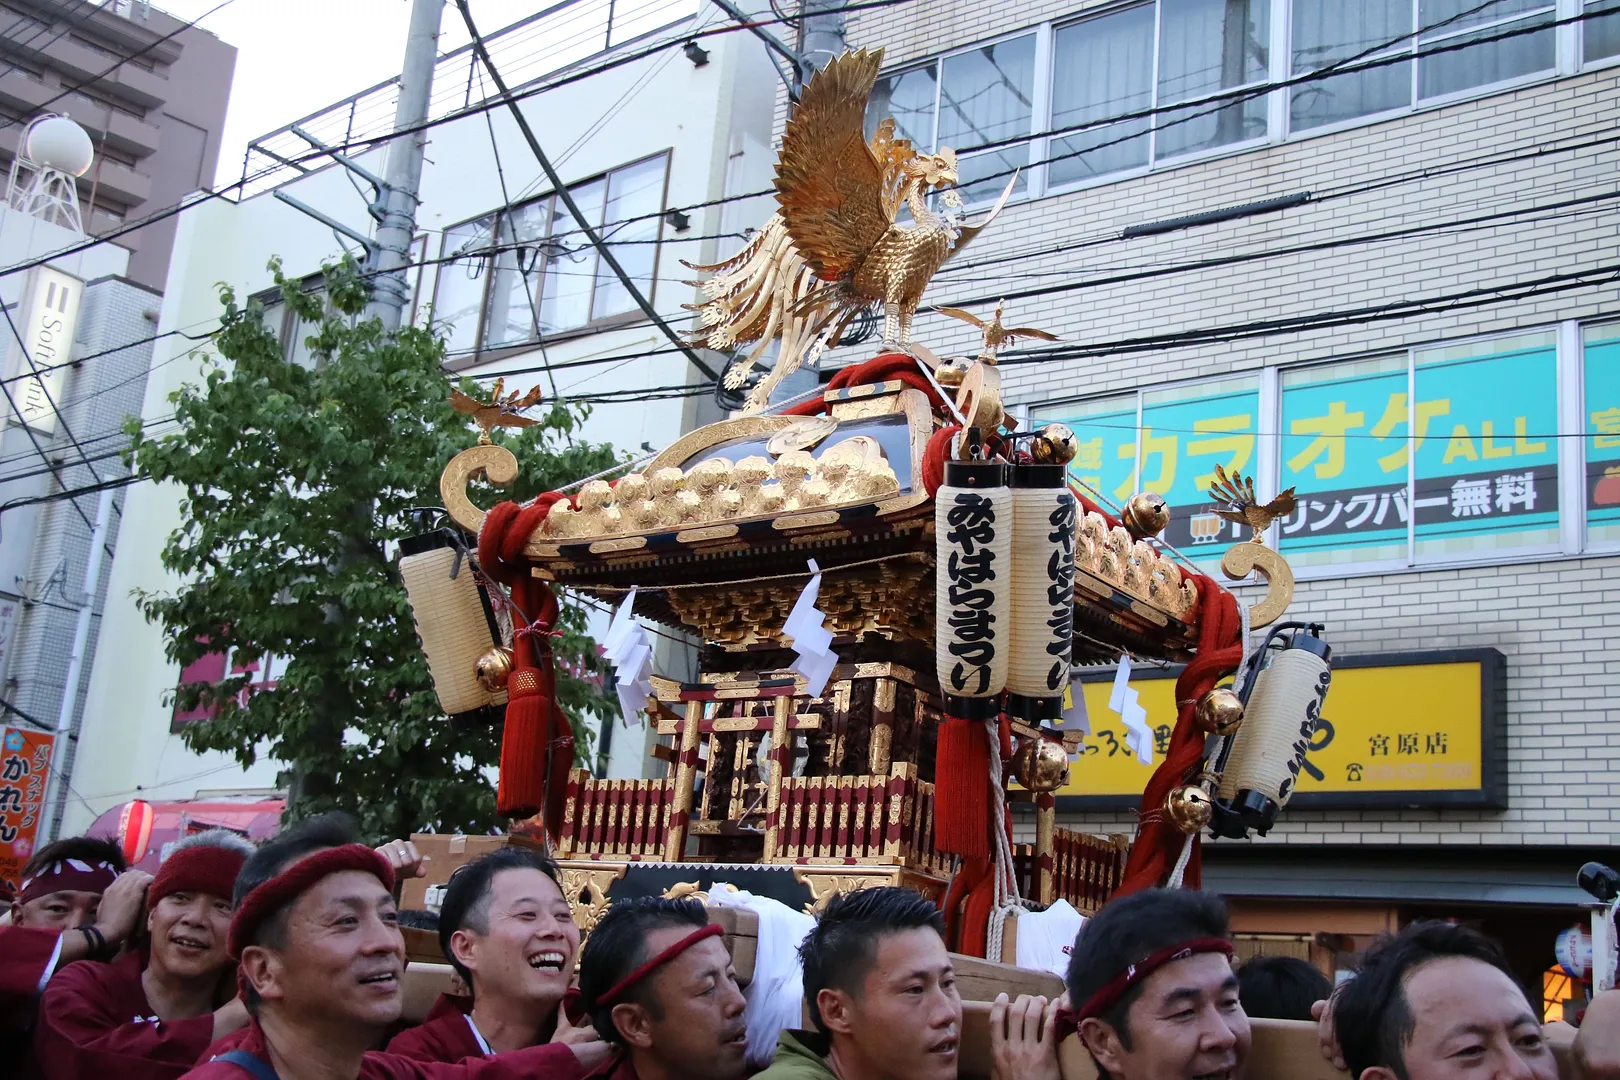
[129,258,618,841]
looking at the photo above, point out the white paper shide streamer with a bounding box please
[602,587,655,727]
[934,461,1012,712]
[1007,464,1076,722]
[1109,653,1154,766]
[784,560,836,697]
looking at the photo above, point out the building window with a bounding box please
[1154,0,1271,159]
[1050,5,1155,185]
[1588,0,1620,61]
[1290,0,1555,132]
[431,152,669,356]
[1033,323,1596,580]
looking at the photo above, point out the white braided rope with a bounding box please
[1166,833,1195,889]
[984,717,1023,962]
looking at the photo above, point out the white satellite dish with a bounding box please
[25,116,94,178]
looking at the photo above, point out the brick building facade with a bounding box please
[831,0,1620,997]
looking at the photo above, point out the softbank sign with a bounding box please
[9,266,82,433]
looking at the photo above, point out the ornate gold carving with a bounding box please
[557,865,626,934]
[440,444,520,534]
[935,301,1058,364]
[450,379,543,443]
[662,881,710,904]
[773,511,842,530]
[668,560,933,650]
[589,536,648,554]
[954,360,1004,433]
[1221,540,1296,628]
[686,50,1016,413]
[794,870,896,915]
[1075,510,1197,621]
[1207,463,1298,542]
[767,416,840,456]
[678,524,740,544]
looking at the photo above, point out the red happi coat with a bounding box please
[30,949,218,1080]
[385,995,481,1063]
[181,1020,588,1080]
[1,926,61,1075]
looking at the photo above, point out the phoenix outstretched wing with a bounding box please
[867,117,915,223]
[775,49,896,282]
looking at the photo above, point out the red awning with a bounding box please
[87,798,284,873]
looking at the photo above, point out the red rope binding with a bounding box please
[479,495,576,836]
[1114,575,1242,897]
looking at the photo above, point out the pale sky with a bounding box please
[154,1,565,189]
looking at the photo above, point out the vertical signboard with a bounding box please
[7,266,83,433]
[0,727,56,895]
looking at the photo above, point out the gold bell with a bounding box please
[1029,423,1077,466]
[1194,688,1244,737]
[1123,492,1171,540]
[1165,785,1214,834]
[474,645,514,693]
[1012,736,1071,793]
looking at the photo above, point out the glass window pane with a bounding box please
[1418,9,1555,99]
[538,179,606,334]
[1583,321,1620,544]
[1157,0,1271,158]
[1289,0,1413,130]
[1584,0,1620,61]
[1278,355,1411,569]
[865,65,937,148]
[1420,0,1546,35]
[1050,5,1154,186]
[593,155,667,321]
[936,35,1035,201]
[483,200,549,349]
[1412,331,1560,559]
[433,217,494,355]
[1141,376,1260,568]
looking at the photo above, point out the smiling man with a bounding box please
[1331,921,1555,1080]
[755,886,961,1080]
[387,847,596,1061]
[1063,888,1249,1080]
[31,829,255,1080]
[182,813,607,1080]
[574,896,749,1080]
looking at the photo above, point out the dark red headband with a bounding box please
[151,845,247,907]
[589,923,725,1010]
[19,858,119,905]
[228,844,395,960]
[1056,937,1235,1039]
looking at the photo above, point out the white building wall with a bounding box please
[62,14,777,831]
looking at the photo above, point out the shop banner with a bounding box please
[0,727,56,894]
[1587,334,1620,525]
[1042,649,1504,811]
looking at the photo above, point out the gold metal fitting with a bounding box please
[1029,422,1078,465]
[1012,735,1071,793]
[1164,785,1214,834]
[1123,491,1171,540]
[475,645,515,693]
[1193,688,1245,737]
[934,357,971,389]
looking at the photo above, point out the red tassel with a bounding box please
[934,715,989,859]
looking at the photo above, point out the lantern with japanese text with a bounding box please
[1006,463,1076,723]
[399,531,507,724]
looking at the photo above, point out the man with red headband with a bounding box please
[573,896,748,1080]
[181,812,608,1080]
[387,847,597,1062]
[30,829,256,1079]
[1048,887,1248,1080]
[2,836,151,1067]
[755,886,959,1080]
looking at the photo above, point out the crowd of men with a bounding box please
[3,812,1618,1080]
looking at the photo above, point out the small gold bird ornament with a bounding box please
[1207,462,1298,543]
[450,377,544,445]
[933,300,1059,364]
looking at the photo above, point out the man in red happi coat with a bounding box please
[180,812,609,1080]
[386,847,597,1062]
[2,836,150,1067]
[572,897,749,1080]
[31,829,257,1079]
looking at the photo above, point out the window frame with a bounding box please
[868,0,1606,206]
[1031,318,1604,583]
[427,150,672,360]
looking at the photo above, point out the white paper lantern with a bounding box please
[1007,464,1075,721]
[934,460,1012,714]
[399,533,505,719]
[1217,630,1332,833]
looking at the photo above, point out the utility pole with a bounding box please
[38,485,115,842]
[797,0,847,76]
[365,0,443,330]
